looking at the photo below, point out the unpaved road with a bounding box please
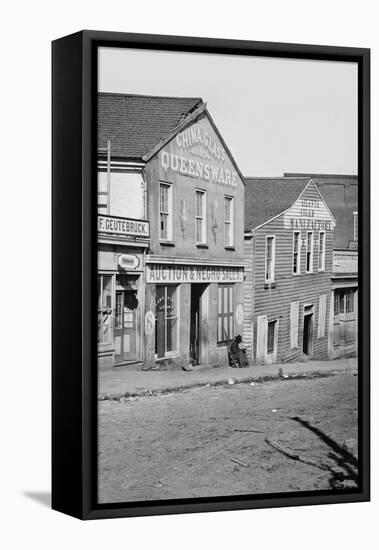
[98,373,358,504]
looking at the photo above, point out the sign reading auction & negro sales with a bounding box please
[146,264,244,284]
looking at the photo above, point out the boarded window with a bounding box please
[290,301,299,349]
[318,294,327,338]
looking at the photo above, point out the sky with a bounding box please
[98,47,357,177]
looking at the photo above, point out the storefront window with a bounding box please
[155,285,178,357]
[346,289,355,313]
[334,292,339,316]
[98,275,113,345]
[217,284,234,343]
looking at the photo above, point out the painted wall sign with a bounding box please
[146,264,244,284]
[160,115,240,187]
[160,151,238,187]
[98,215,150,237]
[144,311,155,336]
[118,254,140,270]
[236,304,244,325]
[333,251,358,273]
[283,194,336,231]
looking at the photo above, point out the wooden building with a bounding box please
[243,178,336,365]
[285,174,358,358]
[98,93,245,370]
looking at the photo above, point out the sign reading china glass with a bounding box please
[160,125,239,187]
[98,215,150,237]
[146,264,244,284]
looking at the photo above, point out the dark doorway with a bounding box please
[303,312,314,355]
[190,284,207,365]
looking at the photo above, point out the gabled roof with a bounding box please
[98,93,203,159]
[244,177,311,231]
[284,173,358,249]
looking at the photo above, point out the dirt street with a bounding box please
[98,373,358,504]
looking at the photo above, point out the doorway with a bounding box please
[114,275,139,363]
[190,284,207,365]
[303,305,314,356]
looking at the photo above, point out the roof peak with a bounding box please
[99,91,203,102]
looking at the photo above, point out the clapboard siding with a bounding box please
[243,236,254,359]
[244,181,334,364]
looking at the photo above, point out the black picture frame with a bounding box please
[52,30,370,520]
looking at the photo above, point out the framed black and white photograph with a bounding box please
[52,30,370,520]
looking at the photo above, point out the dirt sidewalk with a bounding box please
[99,357,357,399]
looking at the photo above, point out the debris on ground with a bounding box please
[231,457,249,468]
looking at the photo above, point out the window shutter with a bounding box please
[318,294,327,338]
[290,301,299,349]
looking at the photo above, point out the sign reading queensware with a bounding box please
[98,215,150,237]
[146,264,244,284]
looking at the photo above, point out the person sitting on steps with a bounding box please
[229,334,248,368]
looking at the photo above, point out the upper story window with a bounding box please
[318,231,326,271]
[195,189,207,244]
[353,211,358,241]
[159,182,173,241]
[306,231,314,273]
[293,231,301,275]
[265,235,276,283]
[224,196,234,247]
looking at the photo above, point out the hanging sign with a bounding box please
[118,254,140,270]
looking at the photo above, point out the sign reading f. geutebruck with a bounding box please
[98,215,150,238]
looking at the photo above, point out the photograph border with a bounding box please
[52,30,370,520]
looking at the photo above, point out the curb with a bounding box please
[98,367,357,402]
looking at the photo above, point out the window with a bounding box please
[334,292,339,316]
[224,196,234,247]
[265,236,275,283]
[97,172,109,214]
[267,320,277,354]
[306,231,314,273]
[155,285,178,357]
[97,275,113,345]
[318,231,326,271]
[353,211,358,241]
[195,190,207,244]
[159,183,173,241]
[335,289,354,316]
[346,289,355,313]
[217,284,234,343]
[293,231,301,274]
